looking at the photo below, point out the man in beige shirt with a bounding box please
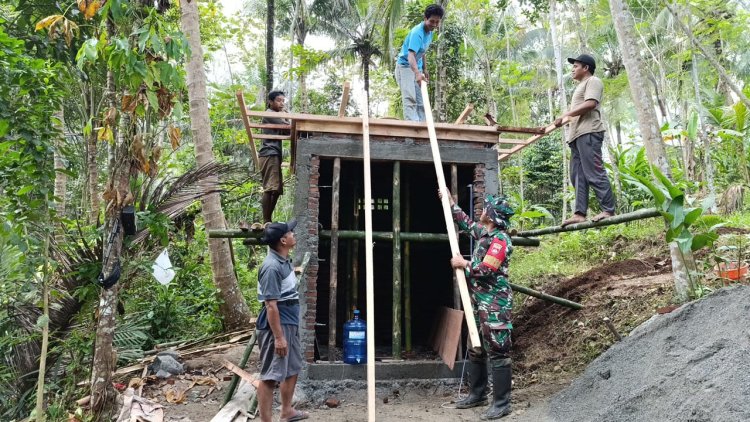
[554,54,615,227]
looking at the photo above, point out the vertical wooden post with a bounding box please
[392,161,402,359]
[361,91,376,422]
[451,164,462,361]
[339,81,351,118]
[328,157,341,362]
[404,171,412,353]
[420,81,481,350]
[236,90,260,170]
[352,184,360,308]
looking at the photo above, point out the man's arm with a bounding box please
[264,299,288,357]
[554,99,597,127]
[408,51,426,83]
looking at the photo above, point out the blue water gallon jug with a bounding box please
[343,310,367,364]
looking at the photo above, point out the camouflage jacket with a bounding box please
[451,204,513,292]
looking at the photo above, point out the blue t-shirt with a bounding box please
[397,22,433,71]
[257,249,300,328]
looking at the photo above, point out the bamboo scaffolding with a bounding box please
[328,157,341,362]
[515,208,661,237]
[421,81,481,350]
[392,161,402,360]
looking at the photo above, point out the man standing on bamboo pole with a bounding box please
[255,221,309,422]
[440,189,515,420]
[395,4,444,121]
[259,91,290,224]
[553,54,616,227]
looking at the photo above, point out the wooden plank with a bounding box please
[392,161,401,360]
[236,90,259,169]
[454,104,474,124]
[361,91,376,422]
[498,117,569,161]
[420,81,481,351]
[436,307,464,370]
[211,381,255,422]
[496,125,546,134]
[223,360,257,386]
[338,81,350,117]
[290,120,297,175]
[295,120,498,144]
[328,158,341,362]
[246,123,291,130]
[450,164,462,362]
[250,133,289,140]
[497,138,530,145]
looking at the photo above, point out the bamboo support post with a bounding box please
[222,330,258,406]
[515,208,661,237]
[236,90,260,170]
[403,171,412,353]
[392,161,402,359]
[509,282,582,310]
[421,81,481,350]
[328,158,341,362]
[361,90,376,422]
[450,164,462,361]
[352,184,360,308]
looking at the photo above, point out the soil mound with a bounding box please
[548,285,750,422]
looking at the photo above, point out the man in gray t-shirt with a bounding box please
[554,54,616,227]
[256,220,308,422]
[259,91,290,223]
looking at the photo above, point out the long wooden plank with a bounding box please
[236,90,260,169]
[420,81,481,350]
[295,120,498,144]
[289,120,297,175]
[450,164,462,362]
[246,123,291,130]
[498,117,569,161]
[454,104,474,124]
[497,138,531,145]
[361,91,376,422]
[496,125,546,134]
[328,158,341,362]
[251,133,289,140]
[339,81,350,117]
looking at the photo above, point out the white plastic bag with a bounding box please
[152,248,175,285]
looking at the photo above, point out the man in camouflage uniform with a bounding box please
[442,188,514,420]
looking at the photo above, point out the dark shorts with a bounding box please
[258,324,302,383]
[259,155,283,194]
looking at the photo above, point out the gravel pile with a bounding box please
[549,285,750,422]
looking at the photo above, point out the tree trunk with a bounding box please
[665,3,750,111]
[609,0,671,177]
[690,52,717,210]
[87,131,99,224]
[570,0,588,50]
[550,0,569,220]
[363,57,370,97]
[181,0,252,329]
[610,0,695,302]
[265,0,275,93]
[53,108,66,216]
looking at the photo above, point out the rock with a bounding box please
[156,369,173,379]
[156,350,181,360]
[325,397,341,408]
[149,355,184,376]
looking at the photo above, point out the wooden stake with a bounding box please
[361,89,376,422]
[339,81,351,117]
[236,90,260,170]
[420,81,481,350]
[329,158,341,362]
[392,161,402,360]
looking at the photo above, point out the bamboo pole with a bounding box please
[420,81,481,350]
[328,158,341,362]
[392,161,402,359]
[450,164,462,361]
[317,230,540,246]
[222,330,258,406]
[403,171,412,353]
[515,208,661,237]
[352,184,360,308]
[361,90,376,422]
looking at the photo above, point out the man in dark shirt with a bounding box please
[256,221,307,422]
[259,91,290,223]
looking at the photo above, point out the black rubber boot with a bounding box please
[454,360,488,409]
[481,360,512,420]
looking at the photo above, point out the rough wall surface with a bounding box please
[292,134,499,367]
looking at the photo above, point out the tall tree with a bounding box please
[181,0,252,329]
[266,0,275,92]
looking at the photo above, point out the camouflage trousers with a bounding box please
[468,292,512,363]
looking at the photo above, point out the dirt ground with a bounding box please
[127,252,682,421]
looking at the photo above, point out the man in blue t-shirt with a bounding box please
[395,4,444,121]
[256,221,308,422]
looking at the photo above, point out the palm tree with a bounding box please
[266,0,275,93]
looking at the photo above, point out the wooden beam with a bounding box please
[328,158,341,362]
[223,360,257,387]
[361,91,376,422]
[420,81,481,351]
[289,120,297,175]
[392,161,402,360]
[496,125,546,134]
[246,123,291,130]
[497,138,531,145]
[236,90,259,169]
[498,117,569,161]
[295,120,499,144]
[339,81,350,117]
[317,230,540,247]
[454,104,474,124]
[251,133,289,140]
[450,164,462,362]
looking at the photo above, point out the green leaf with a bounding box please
[17,185,33,195]
[687,110,698,141]
[683,207,703,228]
[0,119,8,137]
[692,232,719,251]
[146,90,158,110]
[674,228,693,254]
[652,165,683,200]
[36,314,49,328]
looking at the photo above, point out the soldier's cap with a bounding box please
[261,220,297,245]
[483,194,514,228]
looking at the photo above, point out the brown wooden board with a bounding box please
[433,306,464,370]
[251,133,289,140]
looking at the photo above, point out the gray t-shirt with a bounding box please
[257,248,300,327]
[567,76,606,143]
[258,109,290,157]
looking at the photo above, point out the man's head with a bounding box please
[567,54,596,81]
[261,220,297,252]
[423,4,444,32]
[267,91,286,112]
[479,194,514,230]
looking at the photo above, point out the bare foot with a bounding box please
[561,214,587,227]
[591,211,615,222]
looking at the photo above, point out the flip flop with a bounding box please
[280,410,309,422]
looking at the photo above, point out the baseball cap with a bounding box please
[567,54,596,70]
[261,220,297,245]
